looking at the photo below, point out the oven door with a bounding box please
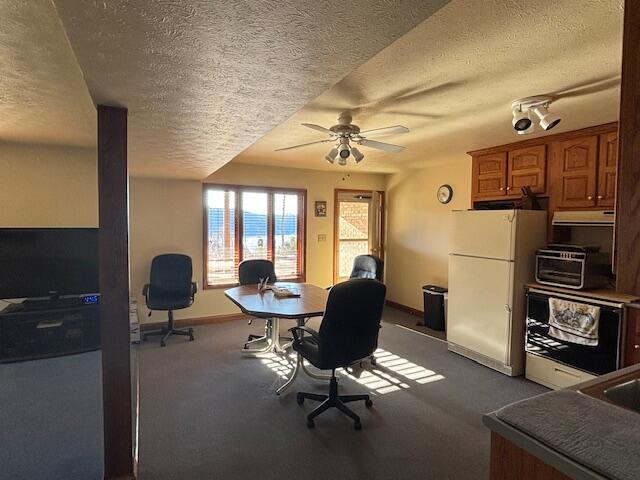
[525,290,622,375]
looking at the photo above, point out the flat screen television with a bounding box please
[0,228,99,300]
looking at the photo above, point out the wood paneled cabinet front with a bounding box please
[552,133,617,209]
[472,152,507,199]
[472,145,546,201]
[597,132,618,208]
[507,145,546,197]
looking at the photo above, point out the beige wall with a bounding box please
[384,156,471,311]
[0,142,98,227]
[129,163,387,323]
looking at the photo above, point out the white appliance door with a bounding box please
[447,254,514,365]
[451,210,516,261]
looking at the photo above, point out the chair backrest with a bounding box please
[238,259,277,286]
[319,278,387,367]
[149,254,193,302]
[350,254,384,281]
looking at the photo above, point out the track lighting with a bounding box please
[532,105,561,131]
[351,147,365,163]
[510,96,561,135]
[512,106,532,132]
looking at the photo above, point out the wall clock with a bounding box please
[437,184,453,204]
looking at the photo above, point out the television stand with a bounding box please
[0,300,100,363]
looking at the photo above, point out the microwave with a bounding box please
[535,244,610,290]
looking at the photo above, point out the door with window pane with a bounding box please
[334,190,384,282]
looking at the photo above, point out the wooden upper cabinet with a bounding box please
[554,135,598,208]
[507,145,546,197]
[472,152,507,199]
[597,132,618,208]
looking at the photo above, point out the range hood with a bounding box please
[552,210,615,227]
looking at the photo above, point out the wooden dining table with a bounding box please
[224,282,330,395]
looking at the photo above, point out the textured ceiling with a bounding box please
[51,0,450,178]
[0,0,95,147]
[235,0,624,173]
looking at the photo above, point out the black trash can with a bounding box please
[420,285,447,331]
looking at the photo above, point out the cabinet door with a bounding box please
[507,145,546,197]
[472,152,507,199]
[597,132,618,208]
[555,135,598,208]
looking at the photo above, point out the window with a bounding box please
[204,184,306,287]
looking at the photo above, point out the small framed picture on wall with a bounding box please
[315,201,327,217]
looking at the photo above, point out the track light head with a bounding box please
[325,147,338,164]
[532,105,561,131]
[351,147,364,163]
[512,106,532,132]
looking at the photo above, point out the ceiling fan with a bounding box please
[275,113,409,166]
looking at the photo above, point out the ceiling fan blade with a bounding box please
[275,139,333,152]
[359,125,409,138]
[301,123,333,134]
[359,138,405,153]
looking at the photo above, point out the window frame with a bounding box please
[202,183,307,289]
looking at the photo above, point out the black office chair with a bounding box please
[349,254,384,366]
[291,278,387,430]
[350,254,384,281]
[142,254,197,347]
[239,259,277,350]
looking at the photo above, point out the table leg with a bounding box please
[276,351,301,396]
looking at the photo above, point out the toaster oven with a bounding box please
[535,244,610,290]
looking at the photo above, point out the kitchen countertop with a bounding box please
[526,282,640,305]
[483,364,640,480]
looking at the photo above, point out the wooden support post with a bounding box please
[97,105,135,479]
[616,1,640,365]
[616,0,640,293]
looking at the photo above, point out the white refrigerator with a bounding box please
[447,209,547,376]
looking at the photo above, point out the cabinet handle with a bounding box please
[635,345,639,350]
[587,195,593,200]
[506,186,511,191]
[499,187,504,191]
[598,195,603,200]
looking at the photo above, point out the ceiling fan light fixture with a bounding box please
[337,156,348,166]
[338,142,350,159]
[325,147,338,164]
[351,147,364,163]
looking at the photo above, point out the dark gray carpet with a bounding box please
[0,307,547,480]
[137,307,547,480]
[0,351,103,480]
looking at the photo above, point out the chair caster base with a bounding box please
[297,374,370,430]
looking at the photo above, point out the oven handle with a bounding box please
[527,288,625,309]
